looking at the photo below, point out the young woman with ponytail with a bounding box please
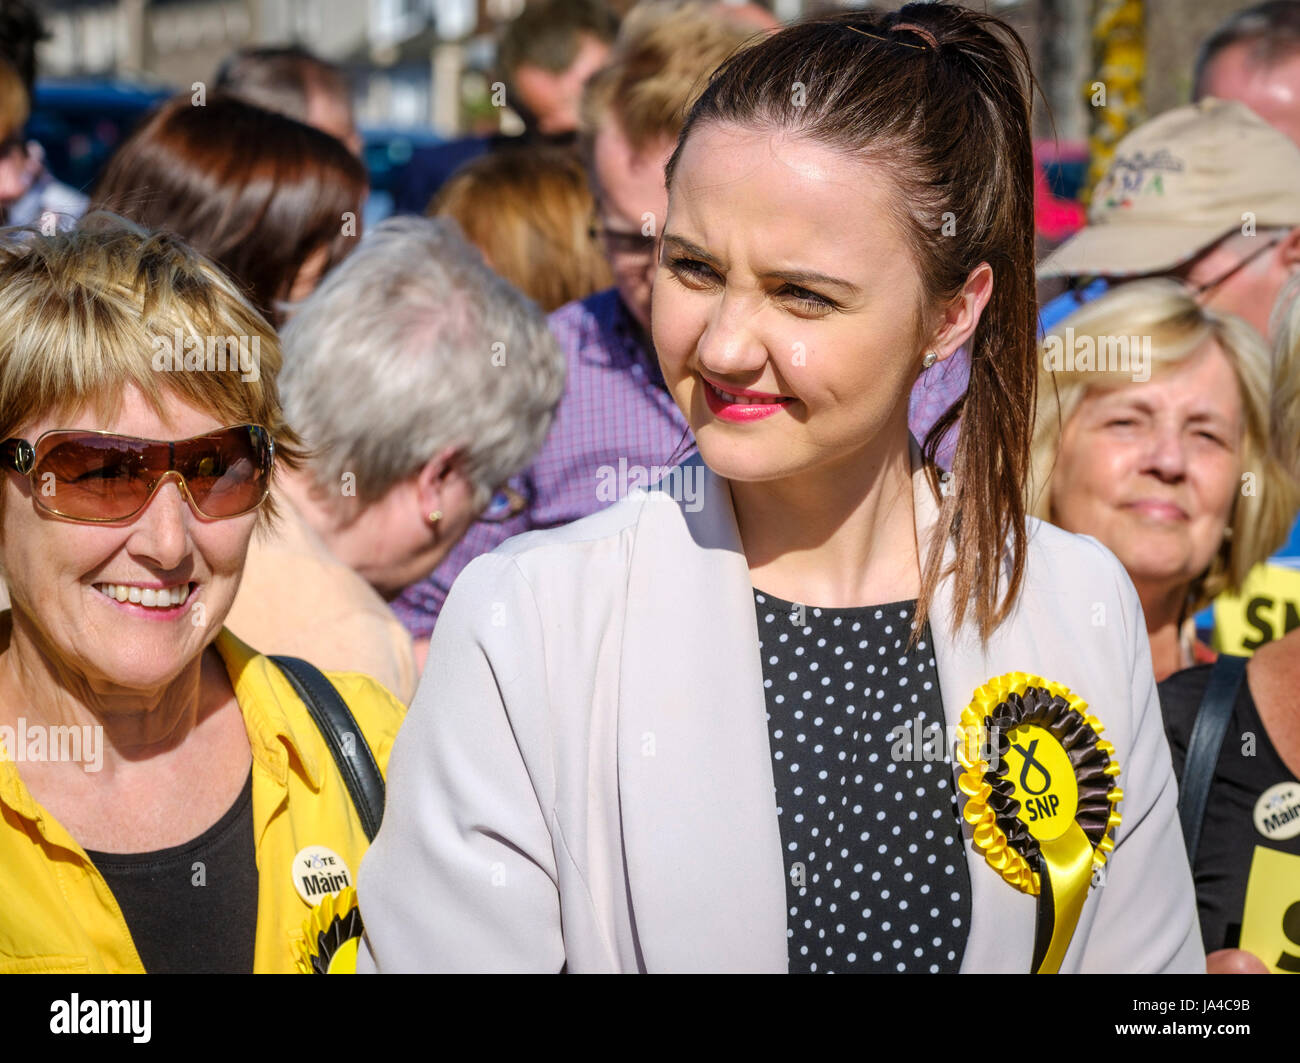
[356,4,1204,974]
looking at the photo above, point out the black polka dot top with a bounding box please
[754,589,972,974]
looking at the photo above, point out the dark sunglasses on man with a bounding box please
[0,424,274,523]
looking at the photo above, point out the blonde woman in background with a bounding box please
[1157,281,1300,973]
[430,145,611,313]
[1029,278,1297,682]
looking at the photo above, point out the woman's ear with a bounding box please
[415,445,462,521]
[414,445,476,534]
[927,261,994,362]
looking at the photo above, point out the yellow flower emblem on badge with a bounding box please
[954,671,1123,973]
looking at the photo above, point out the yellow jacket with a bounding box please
[0,629,406,973]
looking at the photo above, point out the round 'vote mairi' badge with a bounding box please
[1254,781,1300,842]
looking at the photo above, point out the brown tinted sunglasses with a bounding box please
[0,424,274,523]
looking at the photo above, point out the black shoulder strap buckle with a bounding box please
[269,655,386,842]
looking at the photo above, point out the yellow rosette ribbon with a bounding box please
[955,672,1123,973]
[293,886,364,974]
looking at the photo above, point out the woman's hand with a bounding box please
[1206,948,1269,974]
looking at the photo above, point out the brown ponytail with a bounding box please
[665,2,1040,644]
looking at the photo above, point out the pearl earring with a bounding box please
[922,351,939,369]
[428,510,443,525]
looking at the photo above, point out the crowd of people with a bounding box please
[0,0,1298,975]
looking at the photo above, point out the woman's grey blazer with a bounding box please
[357,444,1205,973]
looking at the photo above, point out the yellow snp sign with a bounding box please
[1240,846,1300,974]
[1213,562,1300,656]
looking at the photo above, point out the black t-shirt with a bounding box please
[755,591,971,974]
[85,768,258,973]
[1159,665,1300,957]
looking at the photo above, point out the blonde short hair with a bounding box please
[1029,278,1298,616]
[0,215,305,524]
[579,0,759,157]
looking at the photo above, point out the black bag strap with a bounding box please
[1177,653,1247,867]
[269,655,385,842]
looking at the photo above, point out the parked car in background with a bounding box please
[29,80,172,198]
[360,126,445,225]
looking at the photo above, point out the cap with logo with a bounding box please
[1039,98,1300,279]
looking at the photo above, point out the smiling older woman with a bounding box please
[0,221,404,973]
[1154,283,1300,975]
[1029,278,1298,682]
[358,4,1203,974]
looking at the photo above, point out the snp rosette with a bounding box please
[955,671,1123,974]
[293,886,365,974]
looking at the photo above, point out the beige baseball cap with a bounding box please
[1039,98,1300,278]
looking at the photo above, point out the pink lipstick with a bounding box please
[700,375,794,423]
